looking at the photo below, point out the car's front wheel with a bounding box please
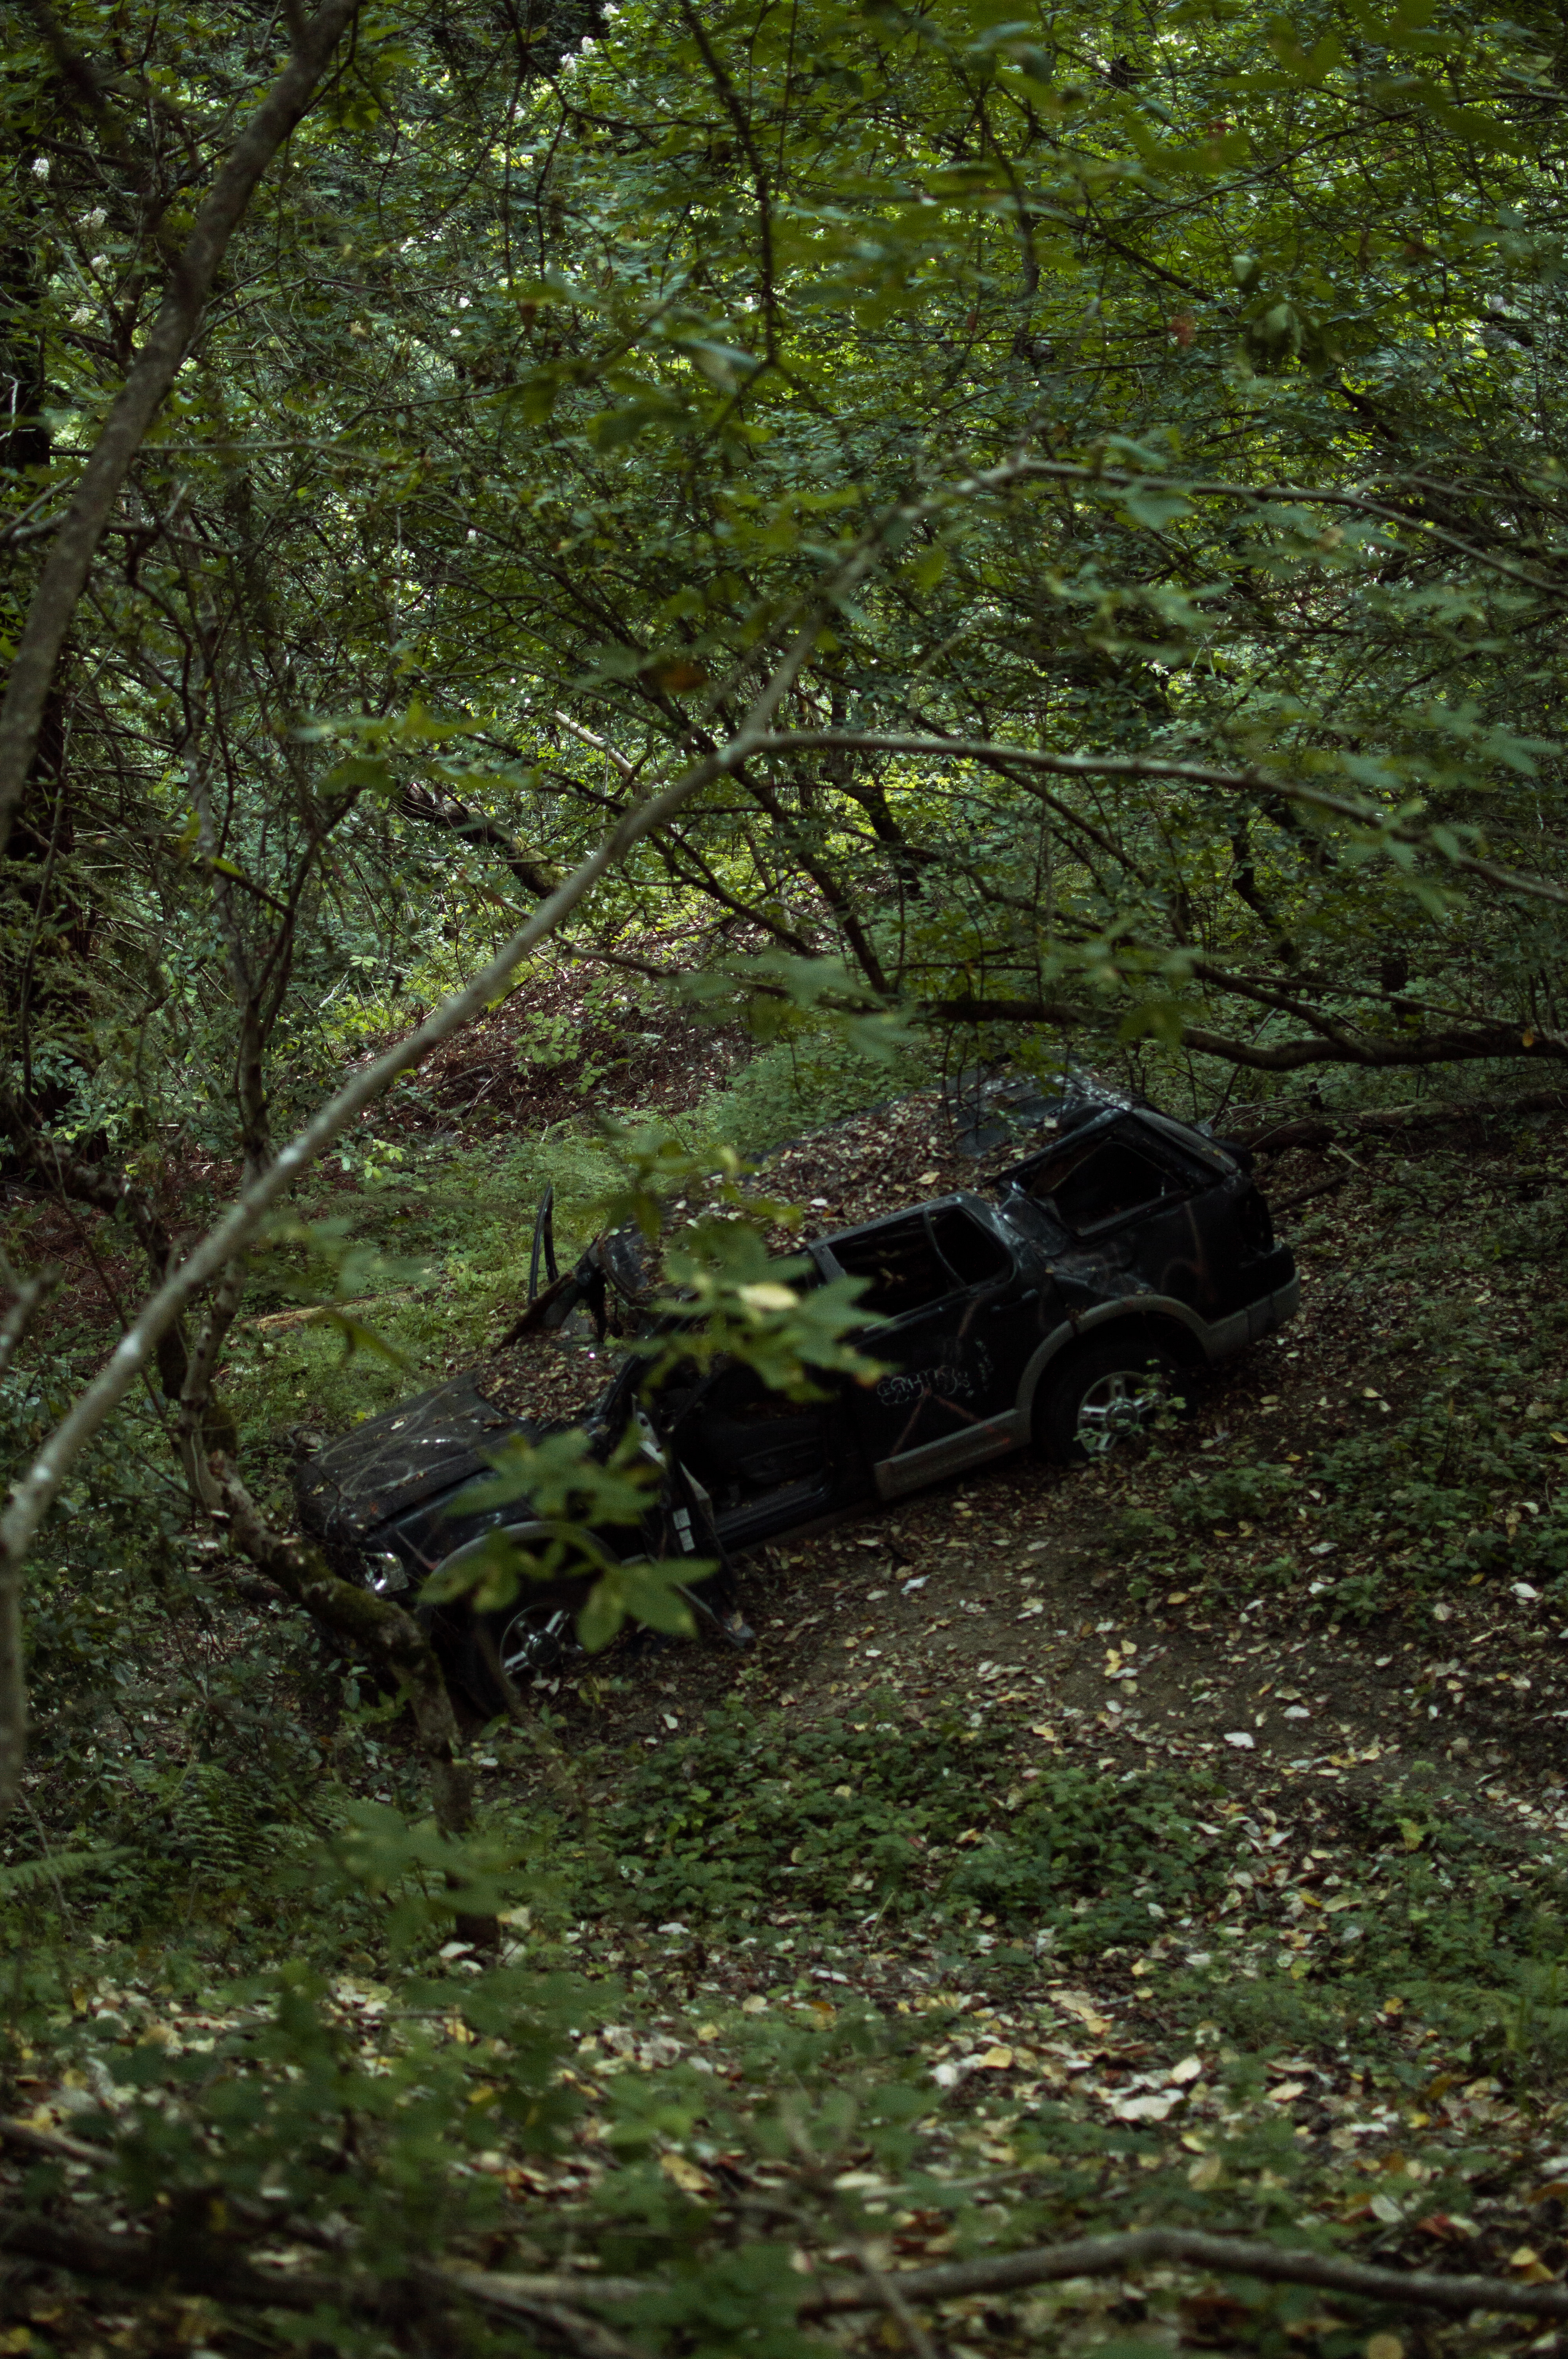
[447,1598,580,1717]
[1036,1330,1184,1463]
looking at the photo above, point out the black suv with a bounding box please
[296,1095,1296,1700]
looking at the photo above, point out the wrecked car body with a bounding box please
[295,1093,1298,1704]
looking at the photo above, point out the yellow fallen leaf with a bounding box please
[1364,2337,1403,2359]
[1053,1990,1113,2037]
[1510,2244,1543,2269]
[660,2152,714,2196]
[740,1995,767,2014]
[695,2023,720,2043]
[1267,2080,1307,2105]
[1170,2055,1203,2085]
[1188,2153,1223,2190]
[974,2045,1014,2070]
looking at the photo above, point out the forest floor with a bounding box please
[8,974,1568,2354]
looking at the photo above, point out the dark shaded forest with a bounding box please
[6,0,1568,2346]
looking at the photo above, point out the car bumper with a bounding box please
[1248,1266,1301,1341]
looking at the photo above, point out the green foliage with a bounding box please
[555,1693,1227,1941]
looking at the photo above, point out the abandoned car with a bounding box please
[296,1094,1298,1704]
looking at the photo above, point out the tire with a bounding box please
[443,1598,581,1718]
[1036,1329,1185,1464]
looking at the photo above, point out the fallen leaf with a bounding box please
[1053,1990,1113,2037]
[1224,1730,1256,1750]
[660,2151,714,2196]
[1112,2090,1179,2123]
[1188,2152,1223,2189]
[1415,2212,1473,2241]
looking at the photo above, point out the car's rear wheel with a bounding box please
[1036,1330,1184,1463]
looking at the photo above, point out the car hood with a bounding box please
[295,1374,522,1546]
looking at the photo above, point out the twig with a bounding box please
[0,2114,109,2166]
[0,1259,59,1380]
[846,2239,943,2359]
[0,2203,348,2312]
[552,711,637,781]
[433,2268,648,2358]
[794,2226,1568,2322]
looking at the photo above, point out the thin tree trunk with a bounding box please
[215,1465,479,1847]
[0,0,361,862]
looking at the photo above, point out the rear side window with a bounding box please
[1030,1138,1183,1236]
[930,1205,1011,1286]
[832,1206,1010,1313]
[832,1215,952,1316]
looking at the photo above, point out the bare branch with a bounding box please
[795,2224,1568,2324]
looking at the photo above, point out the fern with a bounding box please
[0,1846,125,1899]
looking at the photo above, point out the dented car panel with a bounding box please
[295,1095,1298,1677]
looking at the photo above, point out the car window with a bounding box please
[930,1204,1011,1287]
[1027,1138,1184,1236]
[831,1206,1009,1313]
[831,1214,956,1316]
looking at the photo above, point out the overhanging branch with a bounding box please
[750,731,1568,914]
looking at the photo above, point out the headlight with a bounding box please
[367,1550,411,1596]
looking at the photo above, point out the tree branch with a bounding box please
[746,731,1568,913]
[0,0,363,863]
[0,462,939,1821]
[794,2225,1568,2324]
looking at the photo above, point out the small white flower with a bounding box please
[89,253,109,273]
[82,206,106,230]
[31,155,50,179]
[69,302,94,325]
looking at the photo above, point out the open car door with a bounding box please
[823,1201,1031,1499]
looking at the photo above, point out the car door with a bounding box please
[824,1202,1028,1496]
[666,1355,860,1548]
